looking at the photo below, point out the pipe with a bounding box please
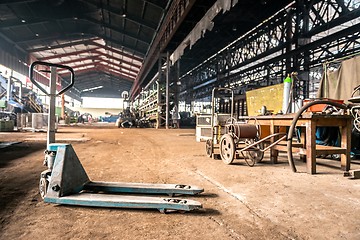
[286,100,348,172]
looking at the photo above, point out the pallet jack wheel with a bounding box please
[220,134,235,165]
[205,139,213,158]
[39,177,49,199]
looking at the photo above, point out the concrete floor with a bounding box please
[0,124,359,239]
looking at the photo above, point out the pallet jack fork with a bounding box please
[40,143,203,213]
[30,61,203,213]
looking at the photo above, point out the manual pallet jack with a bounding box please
[31,61,203,213]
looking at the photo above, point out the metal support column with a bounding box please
[285,8,293,74]
[156,80,160,129]
[6,72,12,102]
[165,52,170,129]
[47,67,57,146]
[174,60,180,109]
[297,0,311,99]
[157,54,163,129]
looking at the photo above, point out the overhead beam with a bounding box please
[0,31,27,54]
[84,17,151,45]
[143,0,166,10]
[0,0,40,4]
[29,40,143,63]
[91,41,143,62]
[94,56,140,74]
[60,64,135,82]
[97,66,136,81]
[130,0,196,98]
[58,56,139,75]
[56,55,101,65]
[92,49,141,69]
[79,0,158,30]
[38,47,100,61]
[94,33,146,57]
[14,28,145,57]
[74,72,100,79]
[59,61,137,80]
[14,31,92,44]
[90,64,137,79]
[27,39,97,53]
[0,17,75,29]
[59,62,96,72]
[38,47,141,71]
[72,72,132,88]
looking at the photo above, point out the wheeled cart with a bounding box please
[205,87,266,166]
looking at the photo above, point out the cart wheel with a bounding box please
[39,177,49,199]
[220,134,235,164]
[243,151,255,167]
[205,139,213,158]
[353,109,360,132]
[245,138,264,163]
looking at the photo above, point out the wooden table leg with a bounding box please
[270,120,278,164]
[299,127,306,162]
[306,121,317,174]
[341,118,351,171]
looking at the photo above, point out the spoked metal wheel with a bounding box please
[245,138,264,164]
[220,134,235,164]
[205,139,213,158]
[39,177,49,199]
[352,108,360,132]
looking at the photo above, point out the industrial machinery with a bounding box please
[30,61,203,213]
[205,87,272,166]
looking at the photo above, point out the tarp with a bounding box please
[317,55,360,103]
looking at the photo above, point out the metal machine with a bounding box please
[30,61,203,213]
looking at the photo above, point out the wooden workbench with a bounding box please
[252,113,352,174]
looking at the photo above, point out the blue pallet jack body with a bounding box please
[40,143,203,213]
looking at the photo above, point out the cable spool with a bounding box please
[226,123,258,139]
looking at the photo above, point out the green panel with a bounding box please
[0,100,8,108]
[0,120,14,132]
[55,107,62,116]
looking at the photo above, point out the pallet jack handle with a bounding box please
[29,61,75,96]
[29,61,75,146]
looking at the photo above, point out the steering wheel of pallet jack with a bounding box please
[39,177,49,199]
[205,139,213,158]
[245,137,264,164]
[220,134,236,164]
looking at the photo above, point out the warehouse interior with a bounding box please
[1,0,360,239]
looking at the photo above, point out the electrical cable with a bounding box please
[286,100,348,172]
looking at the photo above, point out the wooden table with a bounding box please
[252,113,352,174]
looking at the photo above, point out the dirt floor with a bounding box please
[0,124,360,240]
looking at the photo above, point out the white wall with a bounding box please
[82,97,125,109]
